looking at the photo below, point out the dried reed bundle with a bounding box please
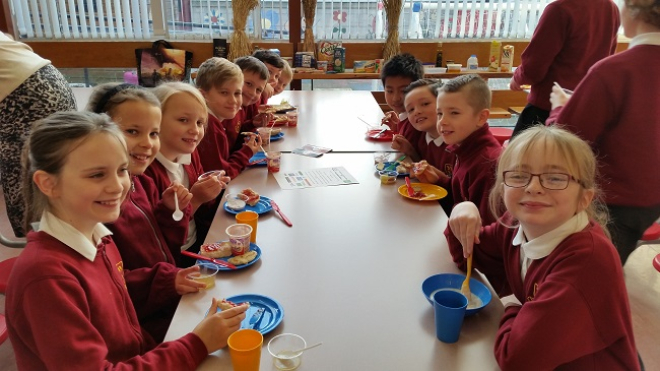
[302,0,318,55]
[382,0,404,60]
[229,0,259,60]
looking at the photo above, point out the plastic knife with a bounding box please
[270,200,293,227]
[181,251,237,269]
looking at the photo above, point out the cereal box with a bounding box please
[354,60,378,73]
[317,41,342,71]
[333,47,346,73]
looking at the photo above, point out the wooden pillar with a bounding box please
[289,0,302,90]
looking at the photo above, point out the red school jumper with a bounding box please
[446,124,502,224]
[109,174,190,269]
[548,43,660,208]
[196,114,252,179]
[107,174,191,341]
[512,0,619,111]
[6,232,207,371]
[222,103,260,154]
[144,151,217,250]
[445,221,639,370]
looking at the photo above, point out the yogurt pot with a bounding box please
[225,193,249,211]
[226,223,253,255]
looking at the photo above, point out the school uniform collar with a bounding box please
[37,211,112,262]
[155,152,191,174]
[425,132,445,146]
[398,112,408,121]
[513,211,589,279]
[629,32,660,48]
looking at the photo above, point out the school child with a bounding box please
[87,83,194,340]
[195,57,261,178]
[86,83,190,269]
[145,82,228,264]
[6,111,248,370]
[380,53,425,154]
[252,49,285,104]
[434,74,501,223]
[445,126,640,370]
[273,62,293,96]
[393,79,455,214]
[222,56,270,153]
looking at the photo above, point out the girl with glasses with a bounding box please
[445,126,640,370]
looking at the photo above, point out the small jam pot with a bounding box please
[379,170,398,185]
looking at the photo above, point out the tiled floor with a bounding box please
[1,194,659,371]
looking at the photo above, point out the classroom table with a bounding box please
[263,90,392,153]
[164,153,503,371]
[73,88,394,153]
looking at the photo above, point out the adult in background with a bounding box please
[547,0,660,266]
[509,0,620,138]
[0,32,76,237]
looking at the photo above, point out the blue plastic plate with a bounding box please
[223,196,272,215]
[248,151,267,166]
[197,243,261,271]
[269,132,284,141]
[421,273,492,316]
[374,162,409,177]
[223,294,284,335]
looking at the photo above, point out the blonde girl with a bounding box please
[446,126,639,370]
[146,82,228,262]
[6,111,247,370]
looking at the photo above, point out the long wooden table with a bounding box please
[164,153,503,370]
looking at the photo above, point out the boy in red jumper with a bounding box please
[392,79,456,214]
[435,74,501,223]
[223,56,270,153]
[446,126,639,370]
[195,57,261,178]
[509,0,620,137]
[380,53,425,153]
[7,111,248,371]
[252,49,285,104]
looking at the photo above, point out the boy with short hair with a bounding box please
[380,53,425,152]
[435,74,502,223]
[195,57,261,178]
[395,79,456,214]
[222,56,270,152]
[252,49,285,104]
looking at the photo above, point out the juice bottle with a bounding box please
[489,40,501,71]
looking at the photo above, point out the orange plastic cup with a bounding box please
[228,329,263,371]
[236,211,259,243]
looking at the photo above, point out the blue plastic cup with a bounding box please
[433,290,468,343]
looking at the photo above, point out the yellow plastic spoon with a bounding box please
[461,255,473,304]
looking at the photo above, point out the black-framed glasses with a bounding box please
[503,171,584,190]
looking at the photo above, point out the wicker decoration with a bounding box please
[382,0,404,60]
[228,0,259,61]
[302,0,318,55]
